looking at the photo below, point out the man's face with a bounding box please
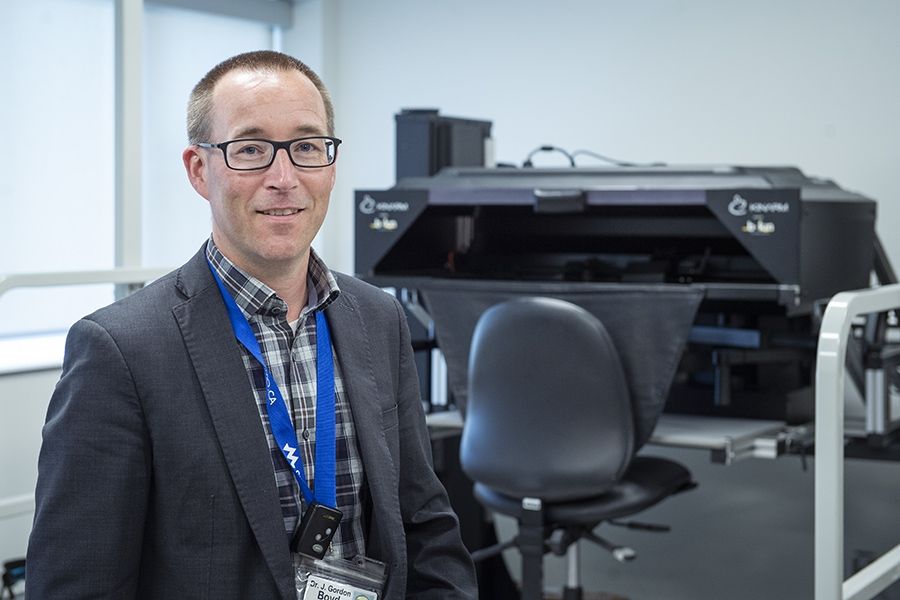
[183,68,335,277]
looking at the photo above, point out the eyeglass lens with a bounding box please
[225,138,336,169]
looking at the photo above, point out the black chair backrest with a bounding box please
[460,297,634,502]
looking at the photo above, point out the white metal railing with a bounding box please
[0,267,171,531]
[0,269,166,374]
[815,283,900,600]
[0,494,36,520]
[0,268,170,299]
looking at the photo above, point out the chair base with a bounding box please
[471,456,694,600]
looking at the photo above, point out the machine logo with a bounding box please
[728,193,790,222]
[359,194,409,215]
[359,195,377,214]
[742,217,775,235]
[369,216,398,231]
[728,194,748,216]
[749,201,790,213]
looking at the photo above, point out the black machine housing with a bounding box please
[357,165,876,313]
[355,117,886,426]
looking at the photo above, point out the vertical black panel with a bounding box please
[395,109,491,180]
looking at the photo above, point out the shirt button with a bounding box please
[302,429,310,440]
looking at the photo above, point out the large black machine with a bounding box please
[355,109,897,444]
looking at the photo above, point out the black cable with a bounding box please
[570,148,634,166]
[522,145,665,168]
[522,145,575,167]
[571,149,668,168]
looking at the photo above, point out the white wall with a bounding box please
[0,370,59,562]
[142,5,274,269]
[294,0,900,276]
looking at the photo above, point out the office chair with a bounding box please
[460,297,695,600]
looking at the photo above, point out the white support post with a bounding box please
[815,284,900,600]
[115,0,143,292]
[815,301,850,600]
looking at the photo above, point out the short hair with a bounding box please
[187,50,335,143]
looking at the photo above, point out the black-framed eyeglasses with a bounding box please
[197,136,341,171]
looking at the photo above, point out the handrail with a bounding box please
[0,267,171,299]
[0,267,171,369]
[0,267,173,520]
[0,493,36,520]
[815,283,900,600]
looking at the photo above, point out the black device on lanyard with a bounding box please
[291,502,344,559]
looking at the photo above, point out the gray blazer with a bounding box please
[27,247,476,599]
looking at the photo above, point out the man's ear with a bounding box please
[183,146,210,200]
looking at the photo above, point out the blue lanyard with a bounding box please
[207,259,336,509]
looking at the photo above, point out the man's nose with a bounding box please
[265,148,299,187]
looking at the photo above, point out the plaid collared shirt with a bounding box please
[206,239,365,559]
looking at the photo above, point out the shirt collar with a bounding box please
[205,238,340,320]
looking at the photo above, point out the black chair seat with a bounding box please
[461,298,697,599]
[474,456,692,524]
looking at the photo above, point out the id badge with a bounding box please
[294,553,387,600]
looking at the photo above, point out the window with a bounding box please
[142,4,274,268]
[0,0,274,354]
[0,0,116,338]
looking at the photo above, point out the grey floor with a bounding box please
[495,446,900,600]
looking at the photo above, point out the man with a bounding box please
[27,50,477,599]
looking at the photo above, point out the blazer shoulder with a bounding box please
[84,245,213,329]
[86,270,179,324]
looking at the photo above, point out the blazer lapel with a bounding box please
[324,289,400,558]
[172,250,294,599]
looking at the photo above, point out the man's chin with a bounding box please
[256,246,311,268]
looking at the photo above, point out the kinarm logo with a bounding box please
[727,192,790,216]
[359,195,377,214]
[359,194,409,214]
[728,194,748,216]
